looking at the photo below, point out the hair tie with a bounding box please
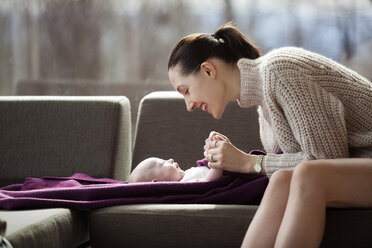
[211,34,225,44]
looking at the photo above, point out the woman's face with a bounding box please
[168,62,227,119]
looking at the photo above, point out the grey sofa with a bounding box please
[90,91,372,248]
[1,93,372,248]
[0,96,131,248]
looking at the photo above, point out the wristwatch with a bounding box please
[253,155,264,174]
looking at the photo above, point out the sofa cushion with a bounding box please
[91,204,372,248]
[320,208,372,248]
[0,96,131,187]
[89,204,257,248]
[0,208,88,248]
[132,91,262,171]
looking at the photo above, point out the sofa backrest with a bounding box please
[132,91,263,171]
[0,96,131,187]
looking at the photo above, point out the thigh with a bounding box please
[306,158,372,208]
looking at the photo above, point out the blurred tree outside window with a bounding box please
[0,0,371,134]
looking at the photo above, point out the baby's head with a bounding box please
[128,157,185,183]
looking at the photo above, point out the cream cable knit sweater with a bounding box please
[237,47,372,177]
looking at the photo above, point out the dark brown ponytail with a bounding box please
[168,22,261,75]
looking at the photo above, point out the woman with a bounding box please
[168,22,372,247]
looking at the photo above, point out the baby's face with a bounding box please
[139,157,185,182]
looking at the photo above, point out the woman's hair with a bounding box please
[168,22,261,75]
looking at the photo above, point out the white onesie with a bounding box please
[180,166,210,182]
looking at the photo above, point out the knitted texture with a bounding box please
[237,47,372,177]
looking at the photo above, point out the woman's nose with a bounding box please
[185,99,195,112]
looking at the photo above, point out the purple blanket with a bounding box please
[0,171,268,211]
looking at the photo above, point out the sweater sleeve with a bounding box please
[263,70,350,177]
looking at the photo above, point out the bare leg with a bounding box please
[275,158,372,248]
[241,170,293,248]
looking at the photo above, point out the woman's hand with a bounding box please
[204,131,230,150]
[204,131,229,162]
[204,131,257,173]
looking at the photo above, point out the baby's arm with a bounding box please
[204,168,223,181]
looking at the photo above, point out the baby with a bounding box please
[128,158,223,183]
[129,131,227,183]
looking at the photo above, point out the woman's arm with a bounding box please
[204,132,265,174]
[205,70,350,176]
[261,68,350,176]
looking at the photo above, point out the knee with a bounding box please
[290,161,325,197]
[261,170,292,201]
[269,170,292,190]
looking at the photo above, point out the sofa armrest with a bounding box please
[0,96,131,186]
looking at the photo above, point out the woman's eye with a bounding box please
[185,89,189,95]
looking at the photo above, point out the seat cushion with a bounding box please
[320,208,372,248]
[89,204,258,248]
[0,208,88,248]
[90,204,372,248]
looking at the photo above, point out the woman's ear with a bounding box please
[200,61,216,79]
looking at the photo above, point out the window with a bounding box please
[1,0,371,132]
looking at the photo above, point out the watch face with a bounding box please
[254,164,262,173]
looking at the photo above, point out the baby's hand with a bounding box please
[204,131,231,161]
[208,131,230,143]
